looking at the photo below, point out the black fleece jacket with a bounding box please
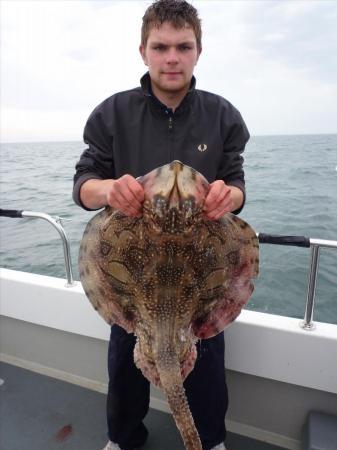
[73,73,250,213]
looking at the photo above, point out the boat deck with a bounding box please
[0,361,286,450]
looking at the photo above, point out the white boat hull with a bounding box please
[1,268,337,450]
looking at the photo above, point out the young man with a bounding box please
[73,1,249,449]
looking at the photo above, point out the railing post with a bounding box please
[21,211,76,287]
[301,244,320,331]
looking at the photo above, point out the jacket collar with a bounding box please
[140,72,196,116]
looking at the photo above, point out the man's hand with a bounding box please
[203,180,243,220]
[80,175,144,216]
[106,175,144,217]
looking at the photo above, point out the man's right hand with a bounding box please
[80,175,144,216]
[106,175,144,217]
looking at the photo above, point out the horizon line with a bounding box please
[1,132,337,146]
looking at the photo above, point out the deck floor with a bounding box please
[0,361,285,450]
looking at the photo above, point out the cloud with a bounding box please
[1,0,337,142]
[1,1,145,112]
[240,0,337,83]
[86,0,121,10]
[194,0,337,135]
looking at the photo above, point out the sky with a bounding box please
[1,0,337,142]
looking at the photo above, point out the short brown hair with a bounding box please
[141,0,202,51]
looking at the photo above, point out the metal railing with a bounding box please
[258,234,337,330]
[1,209,337,329]
[0,209,75,287]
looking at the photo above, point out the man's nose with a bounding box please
[166,48,179,64]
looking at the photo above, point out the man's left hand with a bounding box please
[203,181,242,220]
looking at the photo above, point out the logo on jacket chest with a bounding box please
[197,143,208,152]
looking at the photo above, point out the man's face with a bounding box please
[140,21,201,96]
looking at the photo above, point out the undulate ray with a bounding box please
[79,161,259,450]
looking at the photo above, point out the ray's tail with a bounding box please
[157,354,202,450]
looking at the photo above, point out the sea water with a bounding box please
[1,135,336,324]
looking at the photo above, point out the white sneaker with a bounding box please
[102,441,122,450]
[102,439,225,450]
[210,444,226,450]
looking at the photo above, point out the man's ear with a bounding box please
[139,45,148,66]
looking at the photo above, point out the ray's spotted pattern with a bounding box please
[79,161,259,450]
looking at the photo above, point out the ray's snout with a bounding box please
[168,161,195,208]
[140,160,210,209]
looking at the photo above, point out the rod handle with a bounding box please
[0,209,24,218]
[258,233,310,248]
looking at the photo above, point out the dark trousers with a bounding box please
[107,325,228,450]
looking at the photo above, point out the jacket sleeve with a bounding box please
[73,104,115,210]
[217,107,250,215]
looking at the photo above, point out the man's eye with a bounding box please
[154,46,166,51]
[179,45,191,51]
